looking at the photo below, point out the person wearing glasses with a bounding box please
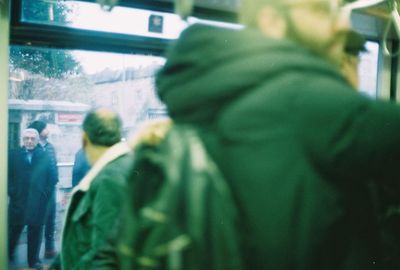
[152,0,400,269]
[29,120,59,260]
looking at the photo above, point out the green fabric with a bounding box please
[156,24,400,269]
[57,153,134,270]
[116,125,243,270]
[157,24,341,124]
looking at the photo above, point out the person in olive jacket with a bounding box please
[152,0,400,269]
[8,128,55,270]
[50,108,134,270]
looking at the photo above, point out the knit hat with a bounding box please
[344,30,367,56]
[29,120,47,134]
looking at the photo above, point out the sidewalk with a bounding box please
[8,191,70,270]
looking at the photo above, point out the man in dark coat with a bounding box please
[71,148,91,187]
[154,0,400,269]
[8,128,55,270]
[29,120,59,259]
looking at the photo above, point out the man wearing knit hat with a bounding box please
[29,120,59,259]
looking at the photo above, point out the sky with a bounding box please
[72,50,166,75]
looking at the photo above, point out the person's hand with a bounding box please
[128,119,172,147]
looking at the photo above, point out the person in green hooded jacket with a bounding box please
[152,0,400,269]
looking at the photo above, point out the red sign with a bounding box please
[57,113,84,124]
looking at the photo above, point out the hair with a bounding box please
[239,0,294,28]
[240,0,270,28]
[28,120,47,134]
[22,128,39,139]
[239,0,355,28]
[82,108,122,147]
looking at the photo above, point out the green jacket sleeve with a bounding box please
[73,170,126,270]
[296,75,400,184]
[91,225,121,270]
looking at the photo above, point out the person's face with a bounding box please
[23,132,39,150]
[40,127,49,140]
[284,0,350,64]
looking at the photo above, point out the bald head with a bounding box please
[82,108,122,147]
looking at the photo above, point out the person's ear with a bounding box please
[257,6,287,39]
[82,132,89,149]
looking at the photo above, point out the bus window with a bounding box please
[358,41,380,98]
[21,0,186,39]
[8,45,166,268]
[20,0,240,39]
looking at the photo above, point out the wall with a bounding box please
[0,0,9,269]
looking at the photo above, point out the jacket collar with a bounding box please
[73,141,132,193]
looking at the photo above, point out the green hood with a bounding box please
[156,24,344,123]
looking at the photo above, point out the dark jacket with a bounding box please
[42,141,59,186]
[8,145,55,225]
[72,148,91,187]
[156,24,400,270]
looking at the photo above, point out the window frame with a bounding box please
[10,0,174,55]
[10,0,238,55]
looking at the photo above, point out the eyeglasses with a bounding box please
[23,136,37,141]
[273,0,355,34]
[274,0,341,16]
